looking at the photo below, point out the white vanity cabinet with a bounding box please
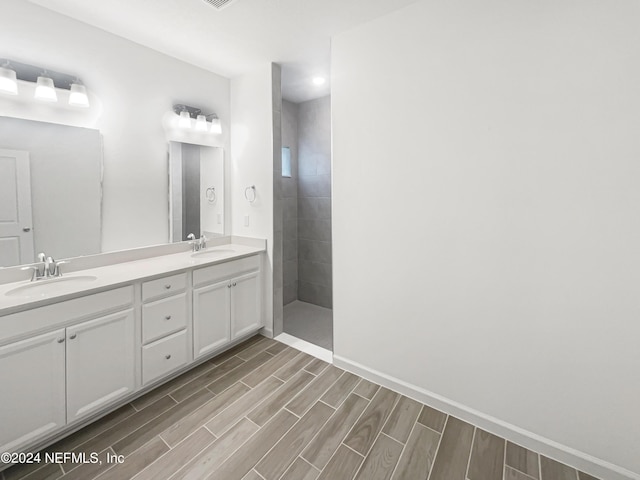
[193,255,262,360]
[0,330,66,454]
[0,286,135,453]
[141,273,190,385]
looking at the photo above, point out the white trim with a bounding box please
[274,333,333,363]
[332,354,640,480]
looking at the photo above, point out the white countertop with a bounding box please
[0,244,264,316]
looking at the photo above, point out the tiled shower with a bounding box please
[282,95,333,349]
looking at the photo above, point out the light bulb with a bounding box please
[68,83,90,107]
[312,77,326,86]
[178,111,191,128]
[210,117,222,134]
[0,66,18,95]
[195,114,208,131]
[34,76,57,102]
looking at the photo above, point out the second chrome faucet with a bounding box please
[187,233,207,252]
[22,253,67,281]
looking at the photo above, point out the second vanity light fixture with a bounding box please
[173,104,222,134]
[0,59,90,107]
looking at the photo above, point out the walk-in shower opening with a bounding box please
[281,95,332,351]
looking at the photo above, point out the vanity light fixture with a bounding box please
[68,82,90,107]
[172,104,222,135]
[34,74,58,102]
[0,63,18,95]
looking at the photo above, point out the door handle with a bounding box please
[23,227,31,232]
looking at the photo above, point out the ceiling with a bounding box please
[29,0,420,103]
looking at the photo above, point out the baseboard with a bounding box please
[333,355,639,480]
[274,333,333,363]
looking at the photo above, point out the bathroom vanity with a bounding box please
[0,241,265,456]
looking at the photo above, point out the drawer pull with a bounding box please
[164,284,172,290]
[69,334,77,340]
[228,284,232,288]
[233,282,237,287]
[165,315,172,320]
[165,354,172,360]
[57,338,65,344]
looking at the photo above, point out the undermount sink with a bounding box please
[5,275,99,298]
[190,248,236,259]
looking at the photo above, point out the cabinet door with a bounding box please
[193,280,231,359]
[66,310,135,423]
[0,330,66,453]
[231,270,261,340]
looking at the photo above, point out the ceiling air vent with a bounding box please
[201,0,236,10]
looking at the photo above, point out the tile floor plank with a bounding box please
[304,358,329,376]
[353,433,403,480]
[286,366,344,416]
[280,458,319,480]
[204,410,298,480]
[242,348,300,388]
[255,402,335,480]
[320,371,360,408]
[112,389,214,456]
[170,356,244,402]
[170,418,259,480]
[4,463,62,480]
[160,382,248,446]
[427,416,475,480]
[353,379,380,400]
[390,423,440,480]
[540,456,579,480]
[301,393,369,470]
[59,449,114,480]
[265,342,289,356]
[416,405,447,433]
[235,337,277,361]
[467,428,505,480]
[316,445,364,480]
[133,428,214,480]
[273,352,315,381]
[382,396,422,444]
[344,387,398,456]
[205,376,284,436]
[247,370,315,426]
[93,436,169,480]
[208,335,265,365]
[506,442,540,479]
[240,471,264,480]
[207,352,274,394]
[505,466,539,480]
[578,472,600,480]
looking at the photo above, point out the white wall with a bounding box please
[332,0,640,478]
[0,0,230,252]
[230,65,275,334]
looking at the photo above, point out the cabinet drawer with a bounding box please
[142,329,189,385]
[142,293,188,344]
[142,273,187,302]
[193,255,260,287]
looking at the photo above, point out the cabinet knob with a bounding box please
[228,284,232,288]
[165,354,171,360]
[69,334,77,340]
[165,315,172,320]
[164,284,172,289]
[233,282,237,287]
[57,338,65,343]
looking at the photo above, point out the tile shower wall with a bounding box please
[282,100,299,305]
[297,95,332,308]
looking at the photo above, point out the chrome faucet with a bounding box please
[187,233,207,252]
[198,234,207,250]
[21,253,67,281]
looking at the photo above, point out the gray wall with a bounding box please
[282,100,299,305]
[182,143,201,240]
[297,95,332,308]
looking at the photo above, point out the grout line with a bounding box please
[380,431,404,447]
[426,415,449,480]
[503,435,508,480]
[158,435,171,450]
[300,456,322,473]
[245,416,261,429]
[283,406,300,417]
[539,452,543,480]
[168,393,179,403]
[253,469,267,479]
[340,441,366,458]
[387,416,420,480]
[465,427,477,480]
[504,466,538,480]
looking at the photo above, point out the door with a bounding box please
[0,149,34,266]
[0,330,66,453]
[66,310,136,422]
[230,270,261,340]
[193,280,231,359]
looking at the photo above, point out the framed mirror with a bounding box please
[0,116,102,267]
[168,142,224,242]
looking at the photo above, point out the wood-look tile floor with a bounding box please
[2,335,600,480]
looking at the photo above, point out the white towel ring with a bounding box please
[205,187,216,203]
[245,185,256,203]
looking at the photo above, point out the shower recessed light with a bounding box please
[312,77,326,86]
